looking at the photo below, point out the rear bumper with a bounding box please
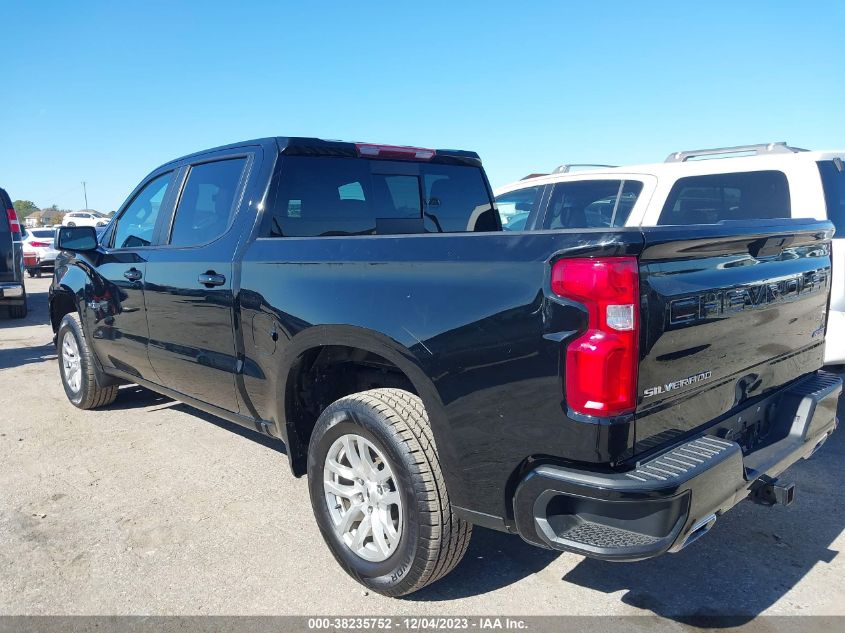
[0,282,25,300]
[513,371,842,561]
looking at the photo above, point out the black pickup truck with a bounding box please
[50,137,841,596]
[1,187,27,318]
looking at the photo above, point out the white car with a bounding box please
[22,227,60,277]
[62,211,109,227]
[494,143,845,365]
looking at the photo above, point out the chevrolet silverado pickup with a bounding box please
[50,137,841,596]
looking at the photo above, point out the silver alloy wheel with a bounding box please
[323,433,403,562]
[62,333,82,394]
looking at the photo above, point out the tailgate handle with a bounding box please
[748,236,792,258]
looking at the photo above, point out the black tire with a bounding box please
[8,297,27,319]
[8,283,27,318]
[67,222,75,227]
[57,313,119,409]
[307,388,471,597]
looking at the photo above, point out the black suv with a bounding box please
[0,187,27,318]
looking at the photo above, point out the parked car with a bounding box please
[62,211,109,227]
[0,187,27,318]
[494,143,845,365]
[50,137,840,596]
[22,227,60,277]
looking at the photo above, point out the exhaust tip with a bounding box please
[678,514,717,550]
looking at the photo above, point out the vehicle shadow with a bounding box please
[111,385,287,455]
[412,381,845,620]
[407,526,560,601]
[0,285,51,329]
[0,341,56,370]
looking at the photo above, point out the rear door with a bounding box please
[143,150,255,412]
[635,220,832,454]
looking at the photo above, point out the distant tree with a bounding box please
[13,200,39,217]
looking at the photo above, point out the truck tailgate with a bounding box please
[635,220,833,454]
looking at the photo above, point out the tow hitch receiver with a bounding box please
[750,477,796,506]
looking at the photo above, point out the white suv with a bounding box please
[494,143,845,365]
[62,211,109,227]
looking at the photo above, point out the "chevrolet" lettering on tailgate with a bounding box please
[668,268,829,326]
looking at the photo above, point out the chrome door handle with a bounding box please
[198,272,226,287]
[123,268,142,281]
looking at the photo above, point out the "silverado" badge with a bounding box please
[644,370,713,398]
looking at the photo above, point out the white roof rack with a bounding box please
[665,142,807,163]
[552,163,618,174]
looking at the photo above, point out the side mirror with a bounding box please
[56,225,98,252]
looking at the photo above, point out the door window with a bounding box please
[658,170,791,225]
[169,158,246,247]
[112,172,173,249]
[495,186,544,231]
[818,160,845,235]
[544,180,642,229]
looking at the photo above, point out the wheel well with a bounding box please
[50,292,77,333]
[285,345,417,475]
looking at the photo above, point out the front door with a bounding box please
[144,156,250,412]
[89,171,175,381]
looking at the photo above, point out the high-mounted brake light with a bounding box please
[6,208,21,235]
[355,143,435,161]
[551,257,639,417]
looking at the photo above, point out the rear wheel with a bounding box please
[57,313,118,409]
[307,388,471,597]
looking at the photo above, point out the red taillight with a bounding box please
[30,241,50,247]
[355,143,435,161]
[6,208,21,234]
[551,257,639,417]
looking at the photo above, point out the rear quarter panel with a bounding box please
[237,229,644,519]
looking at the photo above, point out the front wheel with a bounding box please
[57,313,119,409]
[307,388,471,597]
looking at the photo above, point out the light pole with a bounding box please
[81,181,88,210]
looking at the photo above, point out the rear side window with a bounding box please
[267,156,496,237]
[658,170,790,225]
[495,186,543,231]
[543,180,643,230]
[170,158,246,246]
[818,160,845,235]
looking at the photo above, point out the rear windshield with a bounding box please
[658,170,791,225]
[30,229,55,238]
[543,180,643,230]
[266,156,497,237]
[818,160,845,235]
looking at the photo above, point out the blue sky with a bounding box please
[1,0,842,212]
